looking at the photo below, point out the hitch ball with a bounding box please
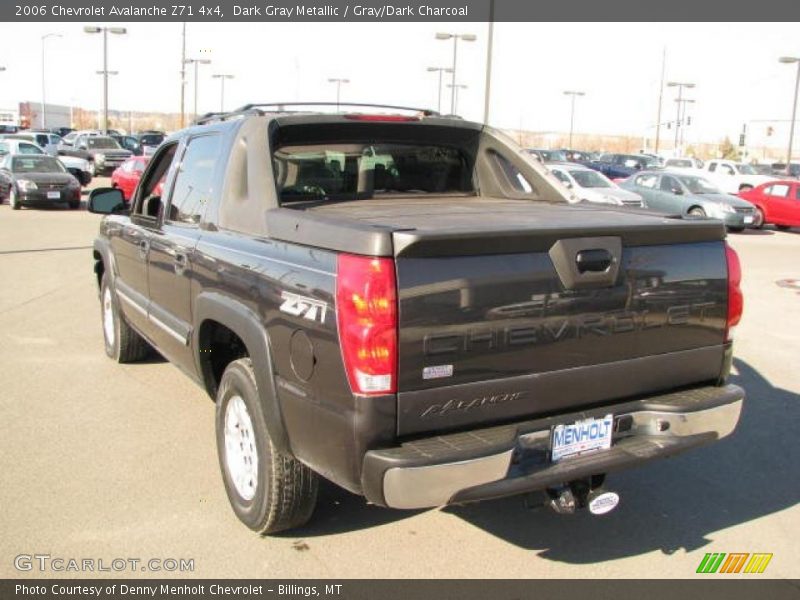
[587,490,620,515]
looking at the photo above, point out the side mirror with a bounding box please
[88,188,126,214]
[672,188,683,195]
[564,181,573,189]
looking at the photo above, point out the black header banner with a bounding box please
[3,0,800,22]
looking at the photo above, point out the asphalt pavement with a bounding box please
[0,182,797,579]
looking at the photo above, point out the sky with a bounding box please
[0,21,799,148]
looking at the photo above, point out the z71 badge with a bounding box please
[280,292,328,323]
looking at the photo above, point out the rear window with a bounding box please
[139,134,164,146]
[273,143,473,204]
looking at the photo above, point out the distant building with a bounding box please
[19,101,72,129]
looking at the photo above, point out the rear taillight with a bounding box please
[336,254,397,395]
[725,244,743,341]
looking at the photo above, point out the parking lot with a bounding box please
[0,181,798,579]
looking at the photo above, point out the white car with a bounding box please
[0,138,92,185]
[703,159,774,194]
[548,163,646,208]
[664,157,705,171]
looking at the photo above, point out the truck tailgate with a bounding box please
[379,200,728,436]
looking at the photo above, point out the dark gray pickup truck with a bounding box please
[88,103,745,533]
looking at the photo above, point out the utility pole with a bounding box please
[779,56,800,174]
[654,47,666,154]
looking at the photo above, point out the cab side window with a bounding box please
[166,134,222,224]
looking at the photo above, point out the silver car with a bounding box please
[548,163,645,207]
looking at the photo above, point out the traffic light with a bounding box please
[739,134,746,147]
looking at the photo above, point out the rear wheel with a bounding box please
[216,358,318,534]
[9,187,20,210]
[688,207,706,217]
[100,273,150,363]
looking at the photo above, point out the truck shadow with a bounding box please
[442,358,799,562]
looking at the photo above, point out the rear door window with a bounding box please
[768,184,790,198]
[166,134,221,224]
[634,174,658,188]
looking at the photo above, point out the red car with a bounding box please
[738,180,800,230]
[111,156,149,201]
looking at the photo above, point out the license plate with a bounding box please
[47,191,60,199]
[744,216,754,224]
[551,414,613,462]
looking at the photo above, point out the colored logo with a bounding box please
[696,552,773,574]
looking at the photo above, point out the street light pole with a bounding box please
[185,58,211,121]
[41,33,62,129]
[676,98,695,151]
[212,74,234,112]
[667,81,695,156]
[327,78,349,111]
[84,26,127,132]
[563,90,585,148]
[426,67,452,113]
[447,84,468,114]
[483,0,495,124]
[779,57,800,175]
[180,22,187,128]
[436,32,477,114]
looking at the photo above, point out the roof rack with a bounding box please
[193,102,440,126]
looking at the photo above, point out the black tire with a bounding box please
[776,225,792,231]
[100,273,150,363]
[80,172,92,186]
[752,208,765,229]
[69,200,80,210]
[728,226,745,233]
[216,358,318,534]
[688,207,706,217]
[9,187,21,210]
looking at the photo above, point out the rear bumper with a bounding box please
[362,384,744,509]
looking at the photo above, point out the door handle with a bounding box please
[576,249,613,273]
[173,251,188,275]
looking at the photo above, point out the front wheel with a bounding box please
[100,273,151,362]
[688,207,706,217]
[216,358,318,534]
[9,187,20,210]
[752,208,765,229]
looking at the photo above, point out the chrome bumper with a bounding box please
[363,385,744,510]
